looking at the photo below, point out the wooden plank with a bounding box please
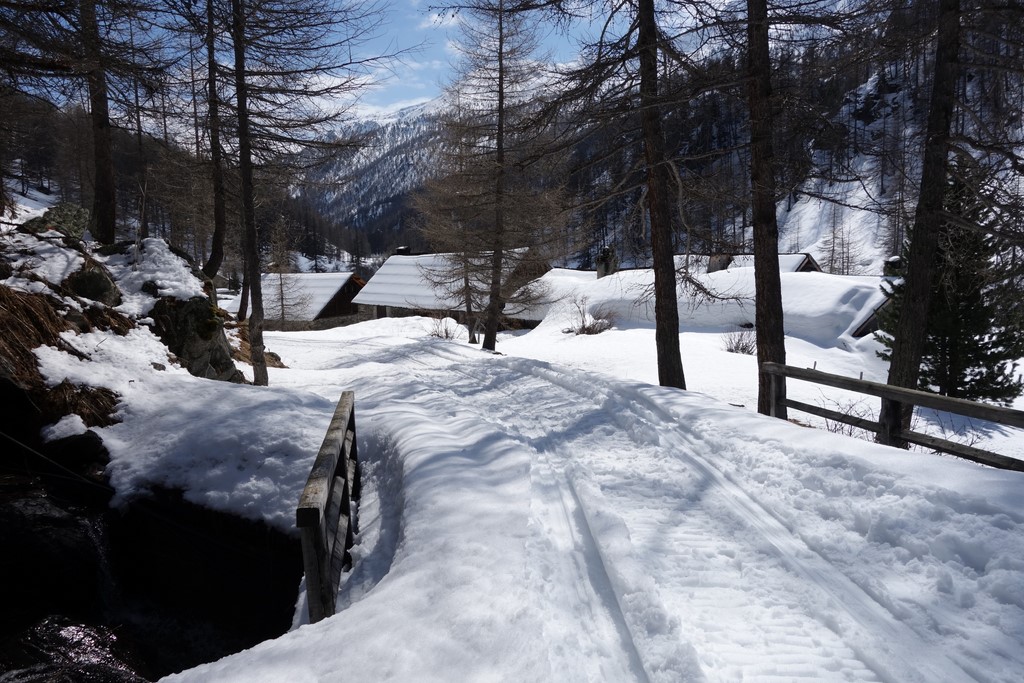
[782,399,879,434]
[329,515,350,591]
[317,520,334,617]
[764,363,1024,471]
[900,430,1024,472]
[296,390,360,623]
[344,428,356,472]
[300,525,327,623]
[297,391,355,528]
[324,476,347,560]
[763,362,1024,428]
[347,458,360,533]
[349,437,361,501]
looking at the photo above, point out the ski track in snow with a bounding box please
[274,336,1008,682]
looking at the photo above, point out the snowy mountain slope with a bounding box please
[314,63,930,277]
[313,101,444,238]
[776,72,926,276]
[316,94,901,274]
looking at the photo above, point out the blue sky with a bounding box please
[354,1,462,114]
[354,0,586,115]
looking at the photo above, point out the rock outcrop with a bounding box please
[150,295,245,383]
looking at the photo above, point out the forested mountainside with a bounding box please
[309,101,446,258]
[0,68,914,276]
[318,63,917,275]
[2,2,1022,282]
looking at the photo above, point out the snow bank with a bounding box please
[521,266,886,348]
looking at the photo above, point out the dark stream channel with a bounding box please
[1,430,304,681]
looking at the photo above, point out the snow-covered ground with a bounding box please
[149,318,1022,683]
[6,196,1023,682]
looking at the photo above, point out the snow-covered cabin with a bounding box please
[728,253,822,273]
[354,251,547,320]
[509,261,886,343]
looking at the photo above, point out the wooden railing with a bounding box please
[296,391,360,623]
[762,362,1024,472]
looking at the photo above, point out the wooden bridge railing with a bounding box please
[296,390,360,623]
[762,362,1024,472]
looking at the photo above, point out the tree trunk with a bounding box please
[747,0,786,416]
[482,0,507,352]
[638,0,685,389]
[464,264,478,344]
[277,273,286,323]
[883,0,960,445]
[81,0,116,244]
[130,24,149,240]
[237,271,250,322]
[202,0,228,279]
[232,0,268,385]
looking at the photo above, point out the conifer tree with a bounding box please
[877,174,1024,405]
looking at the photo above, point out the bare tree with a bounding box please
[418,0,569,351]
[264,214,312,322]
[532,0,694,388]
[881,0,959,440]
[201,0,229,279]
[223,0,390,384]
[1,0,166,242]
[881,0,1024,442]
[637,0,685,389]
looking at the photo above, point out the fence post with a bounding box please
[769,371,785,418]
[878,397,906,448]
[762,362,786,419]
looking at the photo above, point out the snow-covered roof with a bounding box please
[673,253,821,273]
[353,251,535,312]
[220,272,358,319]
[261,272,356,319]
[352,254,462,311]
[727,253,820,272]
[512,265,887,341]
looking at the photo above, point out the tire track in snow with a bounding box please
[573,453,883,682]
[401,350,892,681]
[413,357,651,682]
[526,449,649,683]
[507,357,975,683]
[419,355,706,682]
[566,466,707,683]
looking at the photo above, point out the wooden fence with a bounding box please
[762,362,1024,472]
[296,391,360,623]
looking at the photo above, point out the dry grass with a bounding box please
[229,320,286,369]
[0,286,74,379]
[0,286,121,427]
